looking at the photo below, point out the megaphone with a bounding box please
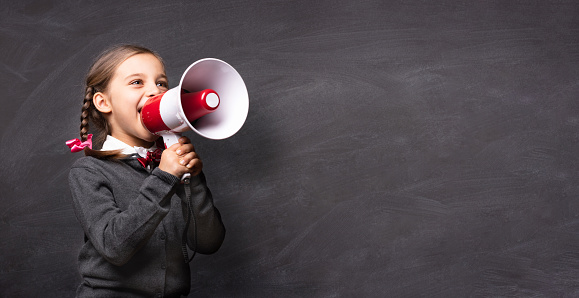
[140,58,248,181]
[141,58,249,148]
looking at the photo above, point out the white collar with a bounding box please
[101,135,159,158]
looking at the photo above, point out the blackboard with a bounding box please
[2,0,579,296]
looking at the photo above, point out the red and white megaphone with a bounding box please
[140,58,248,180]
[141,58,249,148]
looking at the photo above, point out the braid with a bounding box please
[78,85,124,159]
[80,86,94,142]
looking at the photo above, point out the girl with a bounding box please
[66,45,225,297]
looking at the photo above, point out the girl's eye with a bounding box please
[130,80,143,85]
[157,81,168,88]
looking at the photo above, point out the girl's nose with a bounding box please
[147,85,164,98]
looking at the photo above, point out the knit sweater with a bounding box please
[69,156,225,297]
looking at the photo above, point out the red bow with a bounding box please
[137,149,163,168]
[66,134,93,152]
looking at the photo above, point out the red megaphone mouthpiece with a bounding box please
[141,89,220,134]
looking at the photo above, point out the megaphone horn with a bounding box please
[140,58,249,148]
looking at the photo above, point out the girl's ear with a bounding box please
[93,92,112,113]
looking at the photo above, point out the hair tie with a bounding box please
[66,134,93,152]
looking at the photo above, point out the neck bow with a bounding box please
[137,149,163,168]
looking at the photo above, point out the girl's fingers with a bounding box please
[175,143,195,156]
[180,152,199,167]
[178,136,191,144]
[167,142,181,152]
[187,157,202,169]
[184,153,202,175]
[169,138,202,176]
[188,159,203,176]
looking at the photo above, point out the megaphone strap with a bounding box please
[182,179,198,263]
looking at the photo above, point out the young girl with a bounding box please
[66,45,225,297]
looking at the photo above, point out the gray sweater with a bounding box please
[69,156,225,297]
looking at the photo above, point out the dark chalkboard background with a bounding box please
[2,0,579,297]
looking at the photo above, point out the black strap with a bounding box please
[182,178,197,263]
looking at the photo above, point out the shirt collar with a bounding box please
[101,135,159,158]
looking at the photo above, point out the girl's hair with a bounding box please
[79,44,165,158]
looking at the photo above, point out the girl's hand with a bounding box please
[158,136,203,178]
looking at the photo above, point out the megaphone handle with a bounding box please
[159,132,191,182]
[161,132,181,149]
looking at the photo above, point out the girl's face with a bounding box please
[97,53,168,148]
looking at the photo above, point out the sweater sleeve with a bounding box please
[180,172,226,254]
[69,164,180,266]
